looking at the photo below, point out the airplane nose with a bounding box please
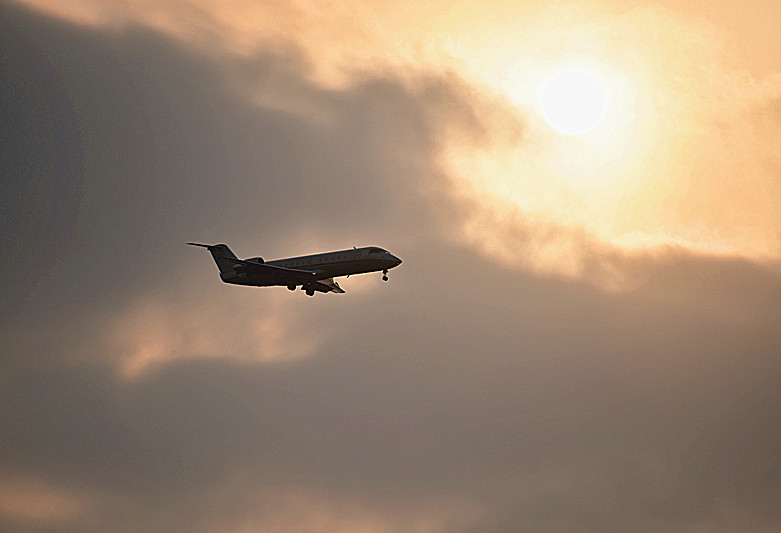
[393,255,402,266]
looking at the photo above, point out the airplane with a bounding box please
[188,243,402,295]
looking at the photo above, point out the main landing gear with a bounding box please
[382,269,389,282]
[291,283,315,296]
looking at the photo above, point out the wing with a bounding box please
[223,258,345,293]
[223,257,317,285]
[314,278,345,294]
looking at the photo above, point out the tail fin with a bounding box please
[187,243,239,275]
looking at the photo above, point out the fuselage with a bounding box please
[222,246,402,286]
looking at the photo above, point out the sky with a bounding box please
[1,0,780,531]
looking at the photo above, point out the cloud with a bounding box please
[1,3,781,533]
[4,242,780,532]
[11,0,781,273]
[107,290,322,378]
[189,482,482,533]
[0,477,93,527]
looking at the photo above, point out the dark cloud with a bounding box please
[0,6,84,320]
[2,3,781,533]
[1,2,447,323]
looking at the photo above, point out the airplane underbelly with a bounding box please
[222,272,274,286]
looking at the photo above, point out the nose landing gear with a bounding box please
[382,269,389,282]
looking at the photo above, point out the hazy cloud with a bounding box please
[2,2,781,533]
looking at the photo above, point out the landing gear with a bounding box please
[382,269,389,282]
[287,284,296,291]
[304,285,315,296]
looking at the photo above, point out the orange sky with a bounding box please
[2,2,781,532]
[15,0,781,279]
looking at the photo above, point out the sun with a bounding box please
[542,70,606,134]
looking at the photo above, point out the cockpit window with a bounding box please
[368,247,386,254]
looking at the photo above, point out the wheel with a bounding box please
[306,288,315,296]
[382,275,388,282]
[287,284,296,291]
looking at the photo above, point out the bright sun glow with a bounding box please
[542,71,606,134]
